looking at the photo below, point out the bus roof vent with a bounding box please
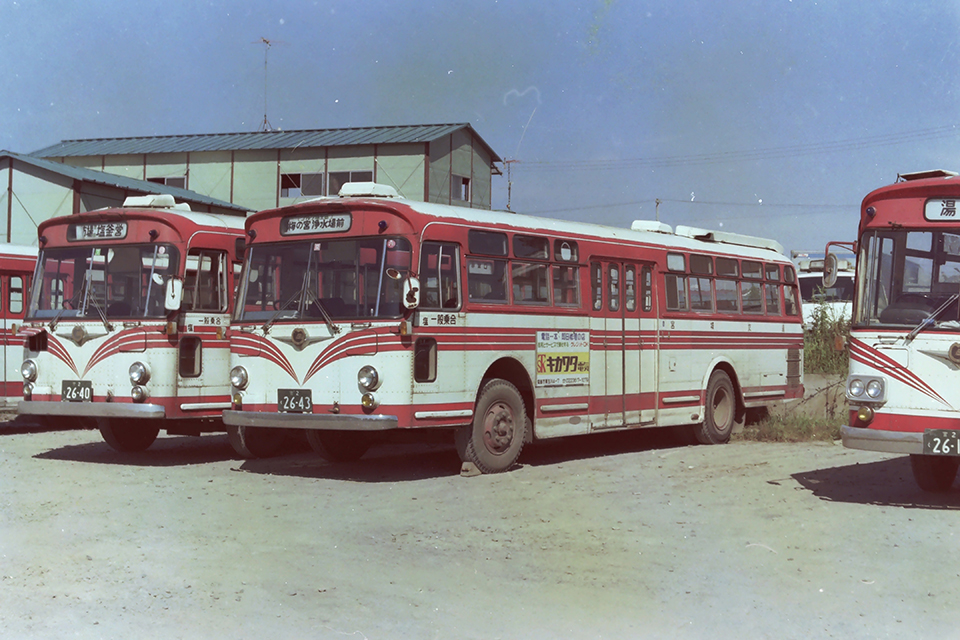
[338,182,400,198]
[122,194,192,211]
[897,169,959,182]
[674,225,784,254]
[631,220,674,234]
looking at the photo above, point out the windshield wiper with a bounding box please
[905,294,959,342]
[303,286,342,335]
[261,290,304,334]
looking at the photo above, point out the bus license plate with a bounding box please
[62,380,93,402]
[278,389,313,413]
[923,430,960,455]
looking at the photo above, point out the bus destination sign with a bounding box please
[281,213,351,236]
[68,222,128,241]
[924,198,959,221]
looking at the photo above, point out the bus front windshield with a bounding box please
[235,237,412,323]
[857,229,960,329]
[27,244,180,321]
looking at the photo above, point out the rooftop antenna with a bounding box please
[254,37,286,132]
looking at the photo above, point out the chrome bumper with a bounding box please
[17,401,165,420]
[841,425,923,455]
[222,409,398,431]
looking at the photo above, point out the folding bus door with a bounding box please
[0,272,26,403]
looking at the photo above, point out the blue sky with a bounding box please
[2,0,959,256]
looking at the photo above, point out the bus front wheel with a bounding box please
[98,418,160,452]
[227,425,285,459]
[306,430,372,462]
[910,454,959,492]
[455,379,527,474]
[694,371,736,445]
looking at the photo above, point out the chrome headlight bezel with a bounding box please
[358,365,380,391]
[230,365,249,390]
[846,375,885,403]
[20,359,37,382]
[129,361,150,385]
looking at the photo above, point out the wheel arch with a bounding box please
[479,357,535,443]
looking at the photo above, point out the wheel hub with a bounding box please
[483,402,515,454]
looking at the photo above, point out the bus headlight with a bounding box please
[20,359,37,382]
[129,362,151,385]
[846,375,885,403]
[847,378,864,398]
[230,366,249,390]
[866,379,885,400]
[358,365,380,391]
[361,392,379,410]
[131,385,149,403]
[23,382,33,400]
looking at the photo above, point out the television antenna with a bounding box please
[254,37,286,132]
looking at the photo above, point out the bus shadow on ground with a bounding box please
[34,433,241,467]
[235,427,696,483]
[792,457,960,510]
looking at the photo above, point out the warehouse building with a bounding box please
[0,151,248,245]
[32,123,502,213]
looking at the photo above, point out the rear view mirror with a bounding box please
[164,277,183,311]
[823,253,838,288]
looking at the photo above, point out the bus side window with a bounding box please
[591,262,602,311]
[10,276,23,314]
[552,265,580,307]
[420,243,461,310]
[765,283,781,315]
[184,250,228,311]
[625,265,636,312]
[641,265,653,312]
[608,264,620,312]
[467,257,507,303]
[784,285,800,316]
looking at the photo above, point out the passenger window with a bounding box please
[690,277,714,312]
[625,265,636,312]
[641,265,653,312]
[513,235,549,260]
[784,285,800,315]
[420,242,461,310]
[468,230,507,256]
[591,262,603,311]
[467,258,507,303]
[552,265,580,307]
[742,281,764,313]
[665,273,688,311]
[765,284,781,315]
[608,264,620,312]
[716,279,739,312]
[512,263,550,304]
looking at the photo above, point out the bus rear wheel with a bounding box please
[910,454,960,492]
[227,425,285,459]
[455,379,527,474]
[98,418,160,452]
[694,371,736,445]
[306,430,372,462]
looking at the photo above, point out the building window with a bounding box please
[281,172,325,198]
[328,171,373,196]
[452,175,470,201]
[147,176,186,189]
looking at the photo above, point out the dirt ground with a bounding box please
[3,401,960,640]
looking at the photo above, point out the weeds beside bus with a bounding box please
[18,195,245,451]
[224,184,804,473]
[838,169,960,491]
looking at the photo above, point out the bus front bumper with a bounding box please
[841,425,923,455]
[17,401,165,420]
[223,409,398,431]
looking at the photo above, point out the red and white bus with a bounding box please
[18,195,245,450]
[836,169,960,491]
[0,244,37,405]
[223,183,804,472]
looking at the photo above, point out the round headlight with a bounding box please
[358,365,379,391]
[23,381,34,399]
[20,359,37,382]
[866,379,883,399]
[129,362,150,385]
[131,385,149,403]
[848,378,865,397]
[361,392,379,410]
[230,366,249,390]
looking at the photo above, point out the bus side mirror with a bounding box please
[823,253,839,288]
[164,277,183,311]
[403,276,420,310]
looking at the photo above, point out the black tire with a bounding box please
[98,418,160,452]
[227,425,285,459]
[694,371,736,445]
[305,430,372,462]
[455,379,527,474]
[910,454,960,492]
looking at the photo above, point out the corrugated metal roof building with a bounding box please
[0,151,249,245]
[32,123,502,213]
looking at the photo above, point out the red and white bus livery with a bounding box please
[837,169,960,491]
[224,184,804,472]
[18,195,245,450]
[0,244,36,405]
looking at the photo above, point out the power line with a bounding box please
[517,123,960,172]
[524,197,855,216]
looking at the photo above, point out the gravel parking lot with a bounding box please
[2,419,959,640]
